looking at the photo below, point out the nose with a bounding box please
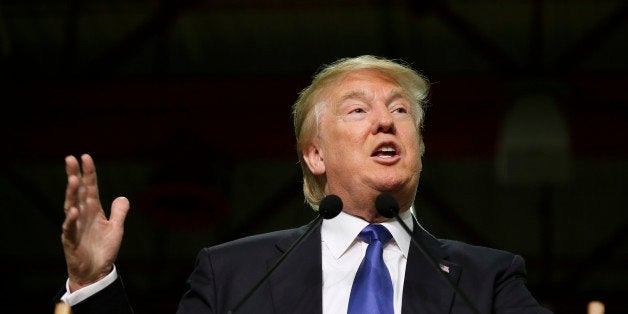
[372,107,395,134]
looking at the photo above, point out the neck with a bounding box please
[343,207,389,223]
[324,183,416,222]
[339,194,414,223]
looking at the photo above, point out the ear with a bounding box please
[302,141,326,175]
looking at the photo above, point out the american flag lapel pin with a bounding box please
[439,263,450,274]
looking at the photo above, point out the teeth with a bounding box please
[378,146,395,152]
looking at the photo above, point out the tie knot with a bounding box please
[359,224,392,245]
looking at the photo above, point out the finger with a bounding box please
[77,154,104,220]
[64,175,80,213]
[61,206,80,248]
[65,155,80,177]
[109,197,130,227]
[64,156,80,210]
[80,154,102,206]
[78,175,87,212]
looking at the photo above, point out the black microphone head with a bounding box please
[375,193,400,218]
[319,194,342,219]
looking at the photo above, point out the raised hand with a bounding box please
[62,154,130,292]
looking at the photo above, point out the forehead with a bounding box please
[311,69,411,120]
[329,69,403,99]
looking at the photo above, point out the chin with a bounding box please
[371,178,408,193]
[372,176,418,196]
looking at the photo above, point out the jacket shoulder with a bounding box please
[438,239,526,276]
[205,224,308,257]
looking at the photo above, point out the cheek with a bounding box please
[404,131,421,151]
[403,132,422,167]
[330,124,365,144]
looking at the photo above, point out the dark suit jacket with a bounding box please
[61,218,552,314]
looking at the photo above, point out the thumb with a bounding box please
[110,196,130,226]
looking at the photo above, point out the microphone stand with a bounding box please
[226,216,323,314]
[377,193,481,314]
[395,214,480,314]
[227,194,342,314]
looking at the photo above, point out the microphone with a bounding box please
[227,194,342,313]
[375,193,481,314]
[318,194,343,219]
[54,302,72,314]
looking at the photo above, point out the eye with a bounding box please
[393,107,407,113]
[352,108,365,113]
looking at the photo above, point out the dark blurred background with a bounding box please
[1,0,627,313]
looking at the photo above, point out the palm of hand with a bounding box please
[62,154,129,292]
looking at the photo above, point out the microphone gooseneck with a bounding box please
[375,193,481,314]
[227,194,343,314]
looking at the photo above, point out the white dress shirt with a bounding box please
[321,209,414,314]
[60,265,118,305]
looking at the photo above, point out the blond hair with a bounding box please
[292,55,429,209]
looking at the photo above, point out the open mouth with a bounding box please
[371,144,399,158]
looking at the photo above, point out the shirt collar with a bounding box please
[321,207,414,260]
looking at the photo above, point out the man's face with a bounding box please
[303,69,422,211]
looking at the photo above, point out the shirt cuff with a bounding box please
[60,265,119,306]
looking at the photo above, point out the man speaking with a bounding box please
[57,55,552,313]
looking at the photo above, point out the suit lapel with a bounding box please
[260,217,463,314]
[402,219,462,314]
[268,220,323,314]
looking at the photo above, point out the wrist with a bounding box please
[68,264,114,292]
[62,266,119,306]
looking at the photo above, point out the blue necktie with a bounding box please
[348,224,394,314]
